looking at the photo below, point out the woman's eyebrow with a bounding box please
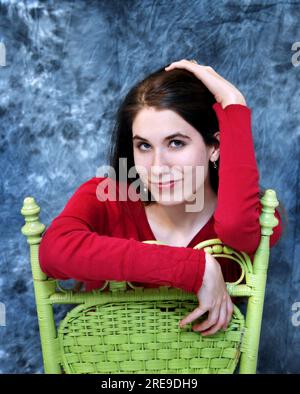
[132,132,191,142]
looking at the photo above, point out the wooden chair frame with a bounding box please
[20,189,279,374]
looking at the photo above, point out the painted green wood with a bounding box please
[239,189,279,373]
[21,197,62,373]
[20,189,279,374]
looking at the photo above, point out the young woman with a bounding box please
[39,59,285,337]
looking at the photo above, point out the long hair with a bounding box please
[108,66,288,234]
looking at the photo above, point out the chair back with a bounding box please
[20,189,279,374]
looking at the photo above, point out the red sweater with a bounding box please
[38,102,283,294]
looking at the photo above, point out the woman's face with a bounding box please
[132,106,219,206]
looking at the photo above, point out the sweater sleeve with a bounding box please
[38,178,206,294]
[212,102,283,255]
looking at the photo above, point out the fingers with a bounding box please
[165,60,224,99]
[164,59,244,106]
[165,60,212,77]
[199,299,227,336]
[189,294,234,336]
[179,305,208,328]
[222,295,234,330]
[165,59,228,86]
[191,300,223,335]
[165,59,199,70]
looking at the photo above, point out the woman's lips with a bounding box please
[150,180,180,189]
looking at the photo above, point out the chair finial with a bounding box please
[21,196,45,244]
[259,189,280,237]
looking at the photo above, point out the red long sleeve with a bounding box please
[38,180,206,295]
[38,102,283,296]
[212,102,282,255]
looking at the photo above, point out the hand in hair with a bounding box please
[165,59,247,109]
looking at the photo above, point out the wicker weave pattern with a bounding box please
[20,189,280,374]
[58,300,245,374]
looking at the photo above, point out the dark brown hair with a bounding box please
[108,66,288,234]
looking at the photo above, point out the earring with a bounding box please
[213,161,218,169]
[143,184,148,193]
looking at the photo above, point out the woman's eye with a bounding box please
[137,142,151,151]
[170,139,185,148]
[136,140,185,151]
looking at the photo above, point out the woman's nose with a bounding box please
[152,148,167,167]
[151,149,170,177]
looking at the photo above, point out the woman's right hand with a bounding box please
[179,252,234,336]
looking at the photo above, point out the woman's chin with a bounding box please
[150,190,196,206]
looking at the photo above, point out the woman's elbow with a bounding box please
[38,233,69,280]
[214,206,284,255]
[214,222,261,255]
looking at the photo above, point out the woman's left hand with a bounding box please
[165,59,247,109]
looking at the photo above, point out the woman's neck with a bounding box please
[146,180,217,233]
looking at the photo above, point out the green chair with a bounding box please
[20,189,279,374]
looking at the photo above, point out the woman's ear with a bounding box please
[213,131,220,143]
[210,131,220,161]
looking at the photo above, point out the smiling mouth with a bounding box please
[151,179,181,185]
[150,179,182,188]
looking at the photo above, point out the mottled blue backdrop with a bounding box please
[0,0,299,373]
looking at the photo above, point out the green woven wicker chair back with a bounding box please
[21,189,279,374]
